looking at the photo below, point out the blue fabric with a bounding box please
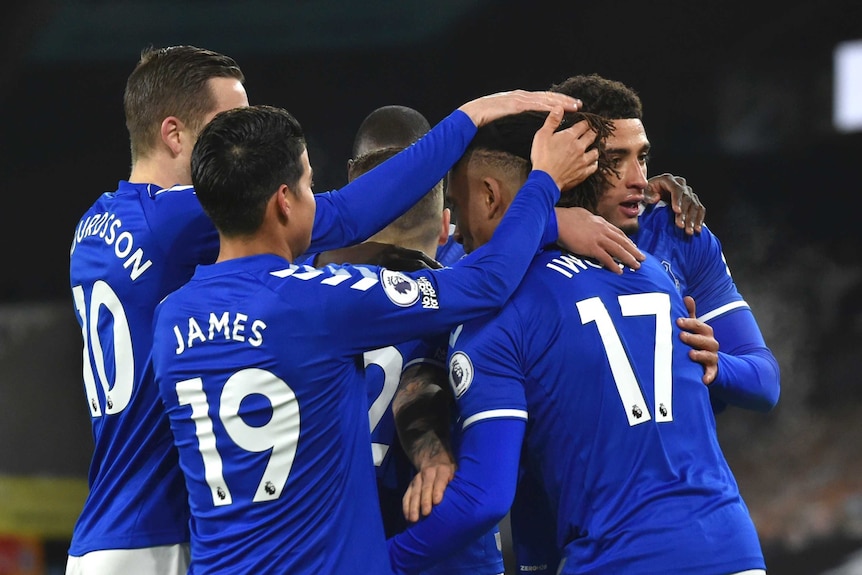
[66,109,502,558]
[150,168,559,573]
[392,248,766,574]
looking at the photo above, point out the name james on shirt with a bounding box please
[172,312,267,354]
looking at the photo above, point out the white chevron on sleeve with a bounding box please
[321,268,352,285]
[270,266,299,278]
[273,264,379,291]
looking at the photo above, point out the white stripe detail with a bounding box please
[270,266,299,278]
[462,409,527,429]
[698,300,750,323]
[449,324,463,348]
[321,269,352,285]
[727,571,765,575]
[293,269,325,280]
[371,442,388,466]
[356,266,378,279]
[271,263,378,289]
[351,277,378,291]
[151,184,194,197]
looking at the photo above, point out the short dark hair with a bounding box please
[348,146,444,245]
[352,105,431,157]
[459,110,616,212]
[124,45,245,162]
[191,105,306,237]
[549,73,643,120]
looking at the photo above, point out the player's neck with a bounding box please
[369,232,436,259]
[128,156,191,190]
[216,234,294,264]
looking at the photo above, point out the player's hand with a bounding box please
[644,173,705,235]
[677,295,719,385]
[458,90,582,127]
[531,108,599,191]
[315,242,442,271]
[402,459,456,523]
[555,207,645,273]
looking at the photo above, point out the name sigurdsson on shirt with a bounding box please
[172,312,267,354]
[71,211,153,280]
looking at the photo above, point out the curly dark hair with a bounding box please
[549,73,643,120]
[460,110,617,213]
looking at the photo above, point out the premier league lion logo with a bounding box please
[449,351,474,399]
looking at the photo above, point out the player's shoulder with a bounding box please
[638,201,674,224]
[256,262,391,306]
[531,249,607,281]
[147,184,205,208]
[500,250,581,311]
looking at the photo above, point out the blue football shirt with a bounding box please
[150,170,559,574]
[512,202,779,573]
[391,250,766,575]
[67,109,485,556]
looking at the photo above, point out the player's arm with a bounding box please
[388,419,524,575]
[705,309,781,413]
[642,173,705,234]
[328,108,596,354]
[678,229,780,414]
[308,91,582,254]
[392,362,456,520]
[678,295,779,413]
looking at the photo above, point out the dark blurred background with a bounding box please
[1,1,861,573]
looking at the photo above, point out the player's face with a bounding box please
[289,149,316,258]
[447,162,496,254]
[594,119,649,235]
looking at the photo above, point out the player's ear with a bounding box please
[482,176,507,220]
[275,184,292,222]
[161,116,184,156]
[439,208,451,246]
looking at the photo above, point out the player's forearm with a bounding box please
[393,366,454,469]
[387,420,522,574]
[709,348,780,412]
[708,309,780,413]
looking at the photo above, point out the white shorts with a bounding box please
[65,543,190,575]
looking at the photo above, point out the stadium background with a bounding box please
[1,1,861,573]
